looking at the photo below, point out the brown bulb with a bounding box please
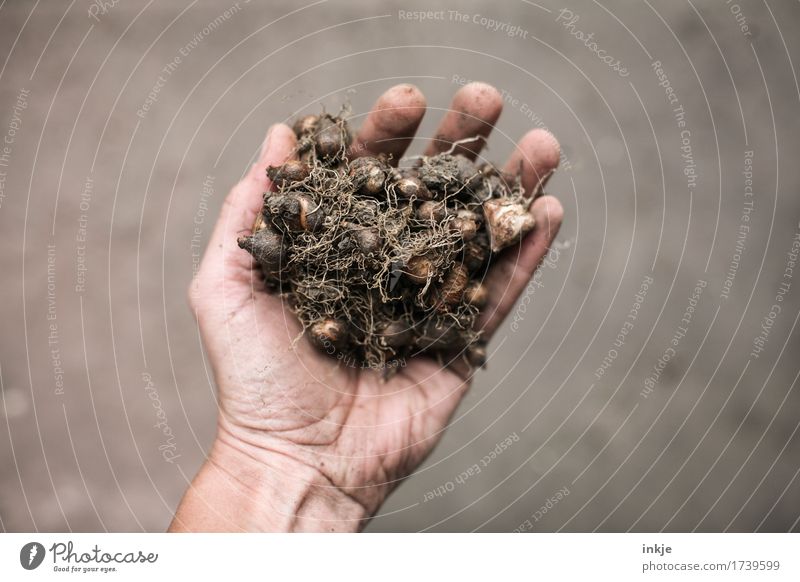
[466,342,487,367]
[450,215,478,241]
[463,281,488,308]
[415,201,447,222]
[237,224,286,276]
[377,319,414,349]
[314,115,350,161]
[293,114,319,137]
[349,157,386,196]
[349,225,382,255]
[395,176,433,200]
[458,209,480,240]
[405,254,436,284]
[438,265,469,305]
[308,318,349,352]
[462,234,489,272]
[267,193,324,232]
[267,160,309,188]
[416,318,464,350]
[455,154,482,190]
[458,208,481,224]
[477,162,498,177]
[483,198,535,252]
[316,131,341,159]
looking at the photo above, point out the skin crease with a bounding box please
[170,83,564,532]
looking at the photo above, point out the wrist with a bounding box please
[170,427,369,532]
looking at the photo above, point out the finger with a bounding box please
[350,84,426,164]
[423,82,503,160]
[202,124,297,274]
[477,195,563,339]
[502,128,561,196]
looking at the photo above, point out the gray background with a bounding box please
[1,0,798,532]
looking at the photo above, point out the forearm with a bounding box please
[169,436,368,532]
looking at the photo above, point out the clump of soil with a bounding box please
[238,112,536,376]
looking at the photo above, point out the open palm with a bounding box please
[182,83,563,530]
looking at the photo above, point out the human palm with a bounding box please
[181,83,563,530]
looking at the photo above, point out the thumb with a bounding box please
[196,124,297,287]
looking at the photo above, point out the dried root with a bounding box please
[237,112,540,377]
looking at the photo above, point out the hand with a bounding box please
[170,83,563,532]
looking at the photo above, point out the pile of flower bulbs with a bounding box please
[238,113,536,375]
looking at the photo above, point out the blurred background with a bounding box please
[0,0,798,532]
